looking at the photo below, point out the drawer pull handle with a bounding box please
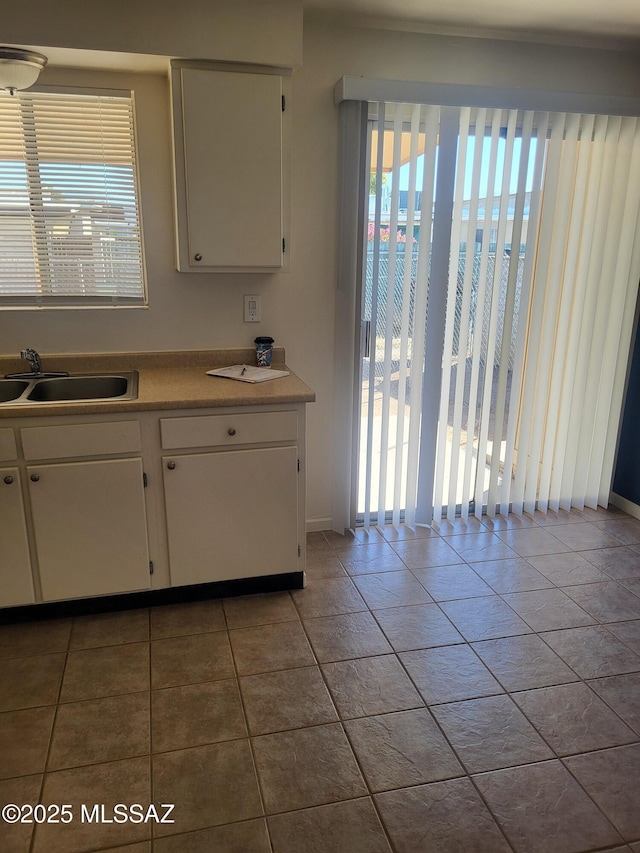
[167,461,176,470]
[3,475,13,485]
[227,428,236,436]
[30,473,40,482]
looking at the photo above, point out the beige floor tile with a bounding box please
[525,551,612,585]
[582,546,640,579]
[495,527,572,557]
[432,694,553,773]
[591,517,640,545]
[372,603,464,652]
[501,588,595,631]
[252,723,367,813]
[0,706,54,779]
[229,621,315,676]
[605,619,640,655]
[352,571,433,609]
[291,577,367,618]
[540,626,640,679]
[469,557,554,594]
[588,672,640,734]
[61,643,149,702]
[303,611,393,662]
[344,708,463,791]
[480,512,540,530]
[323,528,385,550]
[304,551,348,579]
[0,774,42,853]
[240,666,338,735]
[152,740,262,836]
[0,619,71,661]
[151,631,234,689]
[100,844,151,853]
[268,798,392,853]
[474,759,623,853]
[471,634,579,692]
[339,543,406,575]
[150,599,226,639]
[390,536,462,569]
[443,532,520,563]
[306,531,333,551]
[222,592,298,629]
[400,644,503,705]
[565,744,640,841]
[322,654,423,718]
[439,595,533,642]
[550,522,623,551]
[154,819,271,853]
[411,564,494,601]
[512,681,636,755]
[69,609,149,650]
[0,653,65,712]
[152,679,246,752]
[34,757,150,853]
[375,777,511,853]
[48,693,150,770]
[562,581,640,623]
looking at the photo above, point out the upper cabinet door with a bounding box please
[171,64,287,272]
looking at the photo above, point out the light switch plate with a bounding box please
[244,294,261,322]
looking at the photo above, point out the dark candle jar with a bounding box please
[254,336,274,367]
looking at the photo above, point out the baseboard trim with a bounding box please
[609,492,640,520]
[0,572,305,625]
[306,516,332,533]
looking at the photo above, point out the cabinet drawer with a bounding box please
[0,427,17,462]
[21,420,142,461]
[161,410,297,450]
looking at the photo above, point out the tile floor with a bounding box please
[1,505,640,852]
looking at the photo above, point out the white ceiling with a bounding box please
[304,0,640,45]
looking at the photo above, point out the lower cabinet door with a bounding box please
[163,446,299,585]
[0,467,35,607]
[27,458,150,601]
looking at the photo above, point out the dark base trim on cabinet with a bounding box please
[0,571,305,625]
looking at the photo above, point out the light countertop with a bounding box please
[0,348,315,418]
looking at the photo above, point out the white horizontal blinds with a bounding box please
[512,113,640,515]
[360,102,438,525]
[0,89,145,305]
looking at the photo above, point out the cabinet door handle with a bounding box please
[194,253,202,262]
[167,461,176,470]
[227,428,236,436]
[30,473,40,482]
[3,475,13,485]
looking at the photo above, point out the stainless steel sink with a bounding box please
[0,372,138,405]
[0,379,30,403]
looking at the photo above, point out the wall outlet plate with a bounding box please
[244,294,261,322]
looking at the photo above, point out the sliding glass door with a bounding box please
[357,102,640,526]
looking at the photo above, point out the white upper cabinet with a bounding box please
[171,63,290,272]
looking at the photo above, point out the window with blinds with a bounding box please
[0,88,146,307]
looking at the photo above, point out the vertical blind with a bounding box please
[361,102,640,525]
[0,89,146,306]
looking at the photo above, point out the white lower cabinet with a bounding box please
[0,402,306,609]
[27,457,150,601]
[0,467,35,607]
[163,445,299,585]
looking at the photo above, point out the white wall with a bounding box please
[1,18,639,529]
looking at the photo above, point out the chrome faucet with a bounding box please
[21,348,42,374]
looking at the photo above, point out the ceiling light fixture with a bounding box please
[0,46,47,96]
